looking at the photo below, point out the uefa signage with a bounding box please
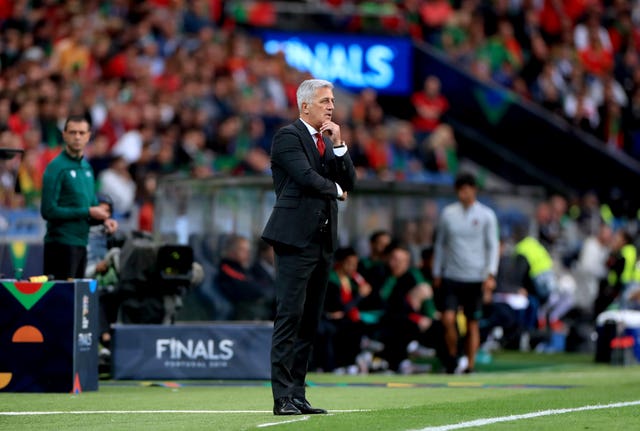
[112,323,272,380]
[262,30,412,95]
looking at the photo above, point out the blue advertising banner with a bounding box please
[261,30,412,95]
[0,279,99,392]
[111,323,272,380]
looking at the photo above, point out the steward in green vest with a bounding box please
[594,229,637,315]
[514,235,555,301]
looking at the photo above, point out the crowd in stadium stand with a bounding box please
[2,1,640,209]
[3,1,640,372]
[306,0,640,158]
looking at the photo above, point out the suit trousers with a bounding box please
[271,230,332,400]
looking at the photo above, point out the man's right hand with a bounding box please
[338,191,348,201]
[89,205,110,221]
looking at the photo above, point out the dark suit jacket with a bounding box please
[262,119,356,252]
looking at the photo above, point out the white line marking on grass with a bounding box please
[257,415,310,428]
[412,400,640,431]
[0,410,271,415]
[0,409,369,416]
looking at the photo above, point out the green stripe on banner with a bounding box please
[1,281,55,310]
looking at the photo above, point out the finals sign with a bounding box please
[262,31,412,95]
[112,323,272,380]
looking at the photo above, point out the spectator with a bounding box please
[531,61,566,115]
[573,10,612,54]
[0,131,23,208]
[97,155,137,223]
[564,79,601,134]
[597,83,625,150]
[357,229,393,318]
[389,120,425,181]
[577,27,614,79]
[351,88,385,129]
[572,223,612,318]
[363,124,393,181]
[482,238,535,351]
[419,0,454,40]
[314,246,372,373]
[377,244,444,373]
[84,193,121,355]
[421,123,458,176]
[249,239,277,321]
[512,222,575,336]
[439,6,474,63]
[215,234,274,321]
[48,16,92,79]
[410,75,449,145]
[547,194,582,262]
[476,19,523,80]
[15,129,46,209]
[594,228,637,316]
[136,172,157,233]
[570,190,604,238]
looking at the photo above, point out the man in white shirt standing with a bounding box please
[432,172,500,374]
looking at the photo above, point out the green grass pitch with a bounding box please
[1,351,639,431]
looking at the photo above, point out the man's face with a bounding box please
[372,234,391,255]
[388,248,410,277]
[303,86,334,130]
[232,239,252,269]
[63,120,91,155]
[456,184,476,207]
[341,255,359,276]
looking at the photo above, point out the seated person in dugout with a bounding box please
[216,233,275,321]
[376,244,446,372]
[313,246,376,373]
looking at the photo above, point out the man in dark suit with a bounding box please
[262,79,356,415]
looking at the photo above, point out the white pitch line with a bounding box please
[257,415,310,428]
[0,410,270,415]
[412,400,640,431]
[0,409,369,416]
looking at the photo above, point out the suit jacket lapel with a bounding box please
[294,119,322,167]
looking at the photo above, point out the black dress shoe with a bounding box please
[273,397,301,416]
[291,397,327,414]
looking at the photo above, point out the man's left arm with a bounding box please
[328,142,356,193]
[485,209,500,279]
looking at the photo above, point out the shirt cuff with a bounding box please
[336,183,344,198]
[333,144,348,157]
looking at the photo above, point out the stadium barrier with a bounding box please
[111,322,272,380]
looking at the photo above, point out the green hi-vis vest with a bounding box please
[515,236,553,278]
[608,244,637,287]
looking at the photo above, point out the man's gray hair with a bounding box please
[297,79,333,111]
